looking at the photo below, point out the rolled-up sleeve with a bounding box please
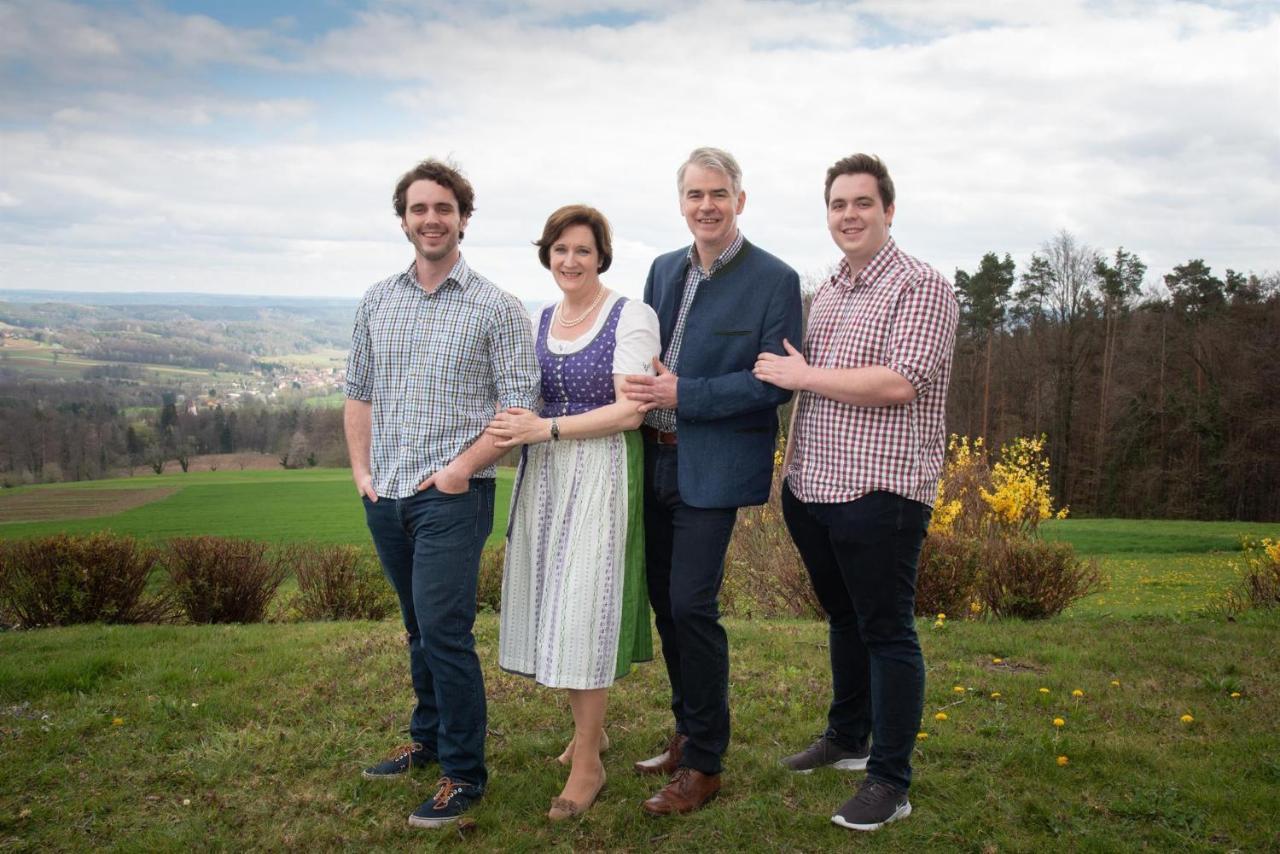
[344,295,374,401]
[490,294,540,410]
[885,271,959,397]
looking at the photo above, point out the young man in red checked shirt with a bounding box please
[752,154,958,832]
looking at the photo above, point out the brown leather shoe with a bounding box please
[633,733,688,776]
[642,767,721,815]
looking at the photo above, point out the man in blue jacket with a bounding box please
[623,146,803,815]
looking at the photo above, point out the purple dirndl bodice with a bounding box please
[537,298,627,417]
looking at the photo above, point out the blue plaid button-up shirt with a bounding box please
[344,257,539,498]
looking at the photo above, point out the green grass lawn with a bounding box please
[1,613,1276,851]
[1043,517,1280,555]
[1041,518,1280,619]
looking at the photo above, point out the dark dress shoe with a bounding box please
[641,767,721,815]
[633,733,688,776]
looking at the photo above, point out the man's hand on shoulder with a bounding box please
[354,470,378,502]
[418,461,471,495]
[622,357,678,413]
[753,339,811,391]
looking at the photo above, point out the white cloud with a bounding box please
[0,0,1276,300]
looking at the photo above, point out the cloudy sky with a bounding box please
[1,0,1276,303]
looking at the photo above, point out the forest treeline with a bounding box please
[1,231,1276,520]
[944,231,1278,521]
[0,381,348,483]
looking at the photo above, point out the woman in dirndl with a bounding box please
[489,204,659,820]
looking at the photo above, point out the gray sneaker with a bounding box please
[831,779,911,831]
[780,734,869,773]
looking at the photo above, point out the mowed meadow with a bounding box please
[0,469,513,551]
[2,468,1279,851]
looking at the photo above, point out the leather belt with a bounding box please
[641,425,678,445]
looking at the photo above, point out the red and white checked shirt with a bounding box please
[786,238,958,506]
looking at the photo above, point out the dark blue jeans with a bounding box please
[643,442,739,776]
[781,483,930,791]
[363,479,495,789]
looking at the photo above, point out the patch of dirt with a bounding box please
[0,487,179,522]
[981,659,1045,674]
[176,453,283,473]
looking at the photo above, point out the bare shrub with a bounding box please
[723,468,823,620]
[164,537,286,623]
[1216,537,1280,615]
[0,533,177,627]
[915,533,986,619]
[477,543,504,613]
[1240,551,1280,609]
[979,538,1103,619]
[281,543,394,621]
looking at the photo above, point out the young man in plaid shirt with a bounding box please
[753,154,958,831]
[344,159,538,829]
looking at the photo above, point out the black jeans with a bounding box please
[363,479,495,789]
[781,482,930,791]
[643,442,739,775]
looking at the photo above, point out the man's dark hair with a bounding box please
[393,159,476,220]
[824,154,895,210]
[534,204,614,273]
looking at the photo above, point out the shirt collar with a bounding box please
[834,237,898,291]
[402,255,471,293]
[686,230,745,276]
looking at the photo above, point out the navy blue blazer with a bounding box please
[644,240,803,508]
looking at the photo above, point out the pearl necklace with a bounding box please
[556,286,607,328]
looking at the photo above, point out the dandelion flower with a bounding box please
[935,712,948,721]
[1230,692,1241,699]
[969,600,982,614]
[1180,714,1194,724]
[990,692,1002,699]
[191,702,199,708]
[111,717,124,726]
[1110,680,1120,687]
[937,613,946,620]
[1052,717,1065,727]
[916,732,929,741]
[992,658,1003,664]
[1056,755,1069,767]
[1038,688,1050,695]
[182,798,192,806]
[1072,689,1084,698]
[953,685,966,694]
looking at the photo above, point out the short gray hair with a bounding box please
[677,146,743,196]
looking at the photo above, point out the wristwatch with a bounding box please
[550,418,560,441]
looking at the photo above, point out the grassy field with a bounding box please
[1,612,1276,851]
[0,340,253,384]
[0,469,517,551]
[1042,518,1280,619]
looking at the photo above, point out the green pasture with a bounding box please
[0,346,100,380]
[0,469,516,551]
[1043,517,1279,555]
[302,391,347,409]
[0,342,258,385]
[268,348,349,369]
